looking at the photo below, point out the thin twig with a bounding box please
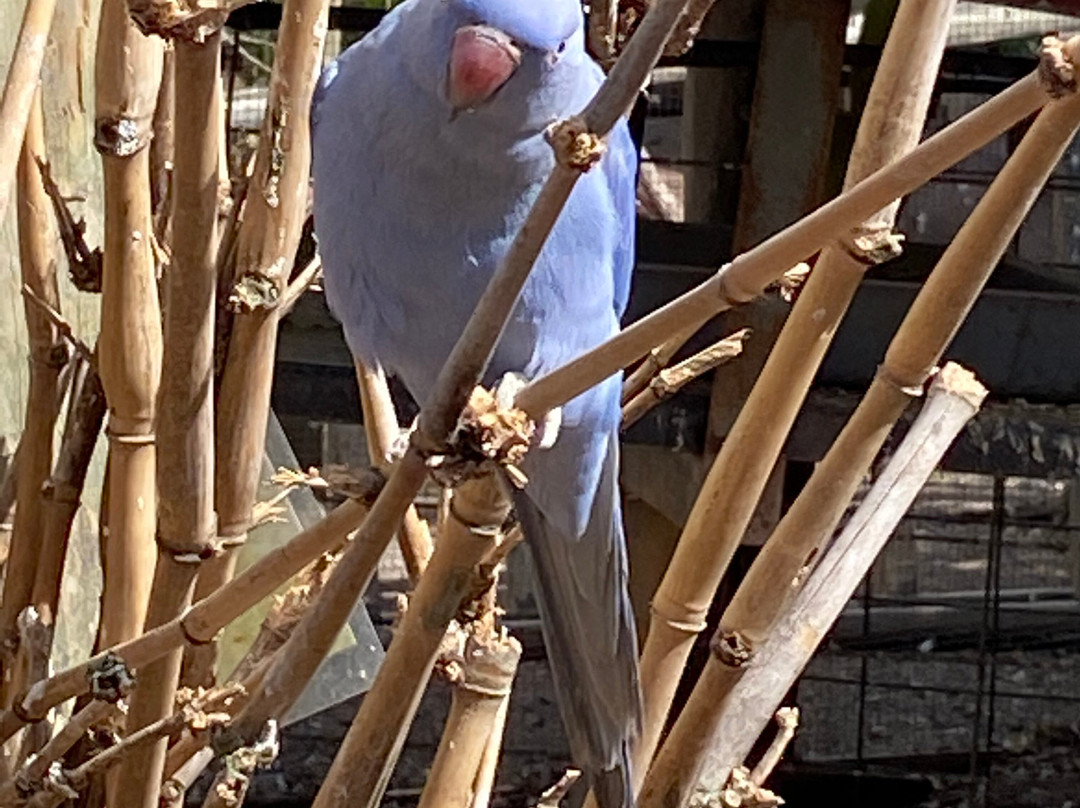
[19,286,93,361]
[278,256,322,317]
[622,328,749,427]
[35,158,103,294]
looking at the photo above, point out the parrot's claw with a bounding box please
[494,372,561,450]
[388,418,418,464]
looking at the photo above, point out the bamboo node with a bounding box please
[710,630,754,669]
[422,386,536,489]
[650,594,709,634]
[546,116,606,171]
[1038,35,1079,99]
[128,0,233,42]
[840,228,905,267]
[228,271,281,313]
[716,263,760,307]
[94,115,153,158]
[87,652,136,703]
[441,633,522,696]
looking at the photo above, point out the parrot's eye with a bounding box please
[557,41,567,54]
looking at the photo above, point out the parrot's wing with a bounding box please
[605,119,638,319]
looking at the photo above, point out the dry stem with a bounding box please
[117,31,222,808]
[607,2,962,792]
[638,60,1080,800]
[0,0,60,224]
[0,89,65,704]
[639,365,986,803]
[622,329,749,427]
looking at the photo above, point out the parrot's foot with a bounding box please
[387,418,417,465]
[494,371,561,450]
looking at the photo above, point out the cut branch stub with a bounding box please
[127,0,255,42]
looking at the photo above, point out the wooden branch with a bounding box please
[127,0,256,41]
[277,256,322,317]
[639,365,987,804]
[621,329,749,428]
[607,2,961,793]
[588,0,620,68]
[356,360,432,585]
[0,701,116,806]
[0,0,59,225]
[535,770,582,808]
[748,707,799,787]
[35,159,103,293]
[93,0,165,658]
[513,56,1061,420]
[664,0,720,57]
[117,31,222,808]
[0,89,65,705]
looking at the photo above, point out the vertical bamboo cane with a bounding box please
[356,360,432,584]
[639,366,987,805]
[187,0,330,689]
[639,47,1080,808]
[306,475,512,808]
[93,0,164,651]
[416,633,522,808]
[115,31,222,808]
[0,0,60,224]
[0,89,65,704]
[29,356,107,651]
[619,1,957,789]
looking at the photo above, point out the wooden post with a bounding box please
[115,28,222,808]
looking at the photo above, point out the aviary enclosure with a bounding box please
[0,0,1077,806]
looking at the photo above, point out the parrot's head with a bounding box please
[439,0,585,113]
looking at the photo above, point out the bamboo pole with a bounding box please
[0,0,60,225]
[621,321,702,404]
[356,360,432,584]
[115,28,222,808]
[416,632,522,808]
[469,697,510,808]
[306,475,512,808]
[93,0,164,651]
[150,45,175,245]
[189,0,330,690]
[0,89,66,704]
[26,355,106,667]
[601,1,963,790]
[638,365,987,806]
[513,63,1054,420]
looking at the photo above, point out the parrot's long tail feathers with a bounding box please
[514,431,641,808]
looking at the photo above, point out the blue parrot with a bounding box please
[311,1,641,804]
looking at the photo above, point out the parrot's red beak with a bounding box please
[447,25,522,111]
